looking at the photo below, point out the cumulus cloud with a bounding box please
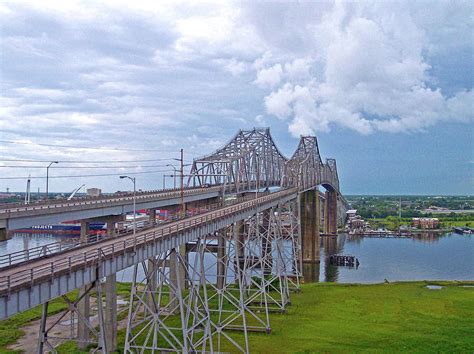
[254,64,283,88]
[249,2,473,136]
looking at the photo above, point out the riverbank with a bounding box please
[1,281,473,353]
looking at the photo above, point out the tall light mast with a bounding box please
[24,175,31,205]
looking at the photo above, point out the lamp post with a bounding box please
[172,150,190,219]
[46,161,58,200]
[120,175,136,235]
[166,164,178,189]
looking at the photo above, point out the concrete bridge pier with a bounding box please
[77,220,90,350]
[169,245,186,310]
[0,228,9,241]
[147,208,158,311]
[77,216,121,352]
[103,216,122,353]
[324,190,338,235]
[300,190,320,263]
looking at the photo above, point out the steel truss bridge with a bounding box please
[0,128,348,353]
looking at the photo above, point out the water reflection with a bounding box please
[302,262,320,283]
[0,232,75,255]
[319,232,474,283]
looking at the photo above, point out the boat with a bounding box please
[454,226,473,234]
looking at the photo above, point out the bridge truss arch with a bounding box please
[282,136,340,193]
[188,128,341,196]
[188,128,288,192]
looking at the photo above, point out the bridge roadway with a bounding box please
[0,187,297,319]
[0,185,225,230]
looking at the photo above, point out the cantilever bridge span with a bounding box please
[0,128,348,353]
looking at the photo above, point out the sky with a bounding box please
[0,1,472,195]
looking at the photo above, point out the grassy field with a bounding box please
[370,217,473,230]
[1,281,473,353]
[226,281,474,353]
[441,220,473,227]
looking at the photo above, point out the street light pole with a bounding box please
[180,148,184,219]
[120,176,136,235]
[46,161,58,200]
[171,151,190,219]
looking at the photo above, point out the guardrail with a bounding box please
[0,186,223,217]
[0,188,296,294]
[0,185,210,209]
[0,233,108,269]
[0,182,273,218]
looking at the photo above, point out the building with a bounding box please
[86,188,102,197]
[351,218,365,229]
[346,209,357,218]
[412,218,439,229]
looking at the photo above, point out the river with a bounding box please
[1,232,473,283]
[311,232,474,283]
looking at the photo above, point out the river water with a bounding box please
[1,232,473,283]
[310,233,474,283]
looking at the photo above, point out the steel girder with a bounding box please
[188,128,288,192]
[188,128,341,195]
[283,136,340,192]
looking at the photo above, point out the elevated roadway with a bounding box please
[0,186,225,230]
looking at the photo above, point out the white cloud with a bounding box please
[264,83,294,119]
[250,2,473,136]
[254,64,283,88]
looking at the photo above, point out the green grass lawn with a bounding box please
[2,281,473,353]
[441,220,473,227]
[228,281,474,353]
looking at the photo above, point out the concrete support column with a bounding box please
[169,245,186,310]
[148,209,157,226]
[80,220,89,244]
[145,210,159,312]
[324,191,338,235]
[300,190,318,262]
[319,194,324,233]
[104,217,118,353]
[78,221,90,350]
[314,191,321,262]
[0,228,9,241]
[104,274,117,353]
[147,258,157,311]
[216,233,226,290]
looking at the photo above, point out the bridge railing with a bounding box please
[0,182,266,217]
[0,188,296,294]
[0,233,108,269]
[0,185,224,217]
[0,185,202,210]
